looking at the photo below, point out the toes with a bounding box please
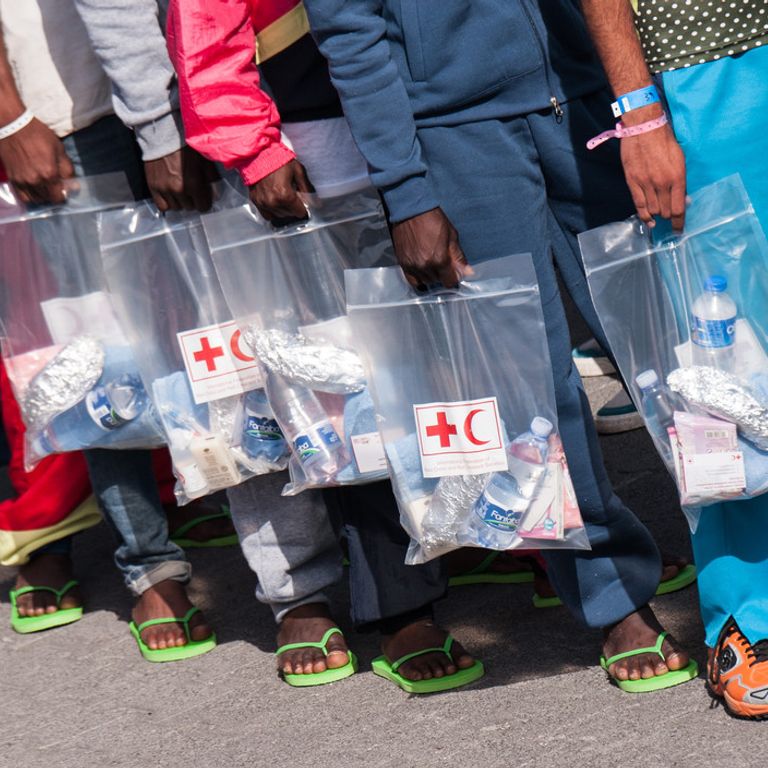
[325,649,350,670]
[189,620,212,642]
[449,639,474,670]
[303,649,323,674]
[662,649,689,671]
[428,659,446,679]
[398,662,424,682]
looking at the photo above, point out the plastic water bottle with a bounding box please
[636,369,678,464]
[241,389,288,463]
[467,417,553,549]
[34,374,148,454]
[265,371,344,482]
[691,275,737,370]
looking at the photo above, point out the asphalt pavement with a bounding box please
[2,313,768,768]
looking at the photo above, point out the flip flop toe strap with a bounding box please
[275,627,350,663]
[602,631,669,668]
[462,552,500,577]
[171,508,231,539]
[135,606,201,642]
[11,579,79,609]
[390,635,456,674]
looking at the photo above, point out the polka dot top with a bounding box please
[636,0,768,72]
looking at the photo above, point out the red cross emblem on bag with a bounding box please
[413,398,508,478]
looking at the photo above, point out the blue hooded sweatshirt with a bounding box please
[304,0,607,222]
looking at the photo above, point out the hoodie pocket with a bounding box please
[397,1,540,91]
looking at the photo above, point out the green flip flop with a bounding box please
[129,606,217,663]
[533,564,698,608]
[10,580,83,634]
[654,563,697,595]
[276,627,358,687]
[448,552,534,587]
[600,631,699,693]
[372,635,485,694]
[170,506,239,549]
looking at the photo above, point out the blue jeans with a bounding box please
[61,116,189,594]
[409,89,662,628]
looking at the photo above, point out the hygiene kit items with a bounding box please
[579,175,768,530]
[99,180,289,504]
[205,188,394,495]
[346,255,589,563]
[0,174,164,468]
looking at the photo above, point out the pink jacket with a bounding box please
[167,0,309,184]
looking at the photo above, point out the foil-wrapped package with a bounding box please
[22,336,105,430]
[244,326,366,394]
[667,366,768,450]
[420,473,489,558]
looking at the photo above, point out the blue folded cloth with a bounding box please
[151,369,210,433]
[335,388,387,483]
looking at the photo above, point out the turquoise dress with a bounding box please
[661,44,768,647]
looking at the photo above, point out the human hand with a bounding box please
[0,118,74,204]
[144,145,217,212]
[248,159,312,223]
[620,111,687,232]
[391,207,471,288]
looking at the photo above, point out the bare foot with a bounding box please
[166,495,235,544]
[602,605,690,682]
[382,619,475,681]
[277,603,350,675]
[14,554,81,617]
[132,579,212,650]
[445,548,536,578]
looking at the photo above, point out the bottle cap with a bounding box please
[530,417,554,438]
[635,369,659,390]
[704,275,727,293]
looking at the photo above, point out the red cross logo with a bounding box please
[193,336,225,372]
[425,411,457,448]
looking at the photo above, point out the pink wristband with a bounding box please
[587,113,668,150]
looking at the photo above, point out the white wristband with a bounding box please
[0,109,34,141]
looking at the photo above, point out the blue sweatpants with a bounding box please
[662,44,768,647]
[416,87,662,628]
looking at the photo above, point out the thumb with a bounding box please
[292,162,315,194]
[57,148,75,180]
[449,237,473,278]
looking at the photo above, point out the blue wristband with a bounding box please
[611,85,660,118]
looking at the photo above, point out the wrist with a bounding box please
[0,109,34,141]
[620,101,665,127]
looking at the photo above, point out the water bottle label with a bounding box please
[294,423,341,464]
[691,315,736,349]
[474,494,525,532]
[85,389,129,431]
[245,414,283,441]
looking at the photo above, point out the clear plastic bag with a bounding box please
[99,180,289,504]
[205,189,394,494]
[346,255,589,564]
[579,175,768,529]
[0,174,164,468]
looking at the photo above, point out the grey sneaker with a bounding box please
[595,388,643,434]
[571,338,616,378]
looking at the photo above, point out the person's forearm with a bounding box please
[580,0,662,125]
[72,0,183,159]
[0,36,26,125]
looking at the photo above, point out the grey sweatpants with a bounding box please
[226,471,343,623]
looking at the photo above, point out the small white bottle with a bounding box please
[691,275,737,370]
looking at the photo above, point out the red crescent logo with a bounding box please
[230,329,255,363]
[464,409,490,446]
